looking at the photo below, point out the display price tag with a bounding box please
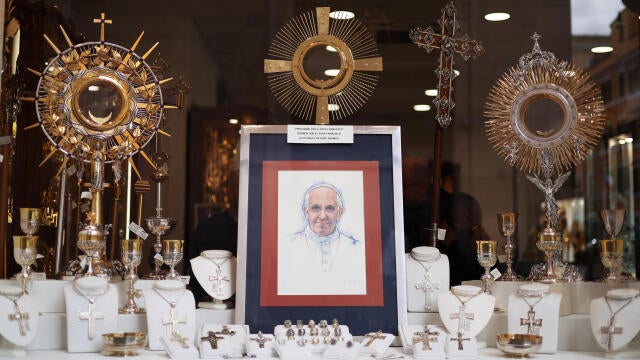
[129,222,149,240]
[490,268,502,280]
[67,164,77,176]
[287,125,353,144]
[437,228,446,240]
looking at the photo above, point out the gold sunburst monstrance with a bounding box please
[484,34,605,177]
[264,7,382,124]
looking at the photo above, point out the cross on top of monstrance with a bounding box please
[409,1,483,128]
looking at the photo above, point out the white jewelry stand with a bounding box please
[323,340,361,359]
[63,276,118,353]
[0,284,39,356]
[406,246,449,312]
[273,321,353,355]
[190,250,236,309]
[507,283,561,353]
[590,288,640,358]
[438,285,495,358]
[247,332,276,358]
[143,279,196,351]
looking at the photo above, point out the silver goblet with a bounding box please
[20,208,41,235]
[77,223,105,276]
[144,213,176,279]
[13,235,38,293]
[120,239,145,314]
[476,240,497,294]
[497,212,522,281]
[162,240,184,280]
[536,226,563,283]
[600,239,624,285]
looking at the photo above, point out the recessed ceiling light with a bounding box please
[413,104,431,112]
[228,118,239,124]
[324,69,340,77]
[591,46,613,53]
[326,45,337,52]
[328,104,340,111]
[329,11,354,20]
[425,89,438,96]
[484,12,510,22]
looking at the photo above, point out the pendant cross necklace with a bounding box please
[1,291,30,336]
[411,253,441,310]
[72,280,108,340]
[600,295,637,351]
[207,257,230,296]
[413,326,439,350]
[450,290,481,335]
[153,287,187,334]
[520,294,545,335]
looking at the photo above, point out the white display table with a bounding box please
[1,279,637,355]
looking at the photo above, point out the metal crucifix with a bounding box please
[410,1,483,246]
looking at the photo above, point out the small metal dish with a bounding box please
[102,332,147,356]
[496,333,542,358]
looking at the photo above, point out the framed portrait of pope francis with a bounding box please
[235,125,406,336]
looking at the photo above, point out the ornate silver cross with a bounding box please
[162,307,187,333]
[450,305,474,333]
[409,1,484,128]
[415,274,439,310]
[78,300,105,340]
[8,300,30,336]
[209,267,230,295]
[600,316,623,351]
[520,309,543,335]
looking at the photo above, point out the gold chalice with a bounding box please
[536,226,563,283]
[497,212,522,281]
[120,239,145,314]
[162,240,184,280]
[600,209,625,239]
[600,239,623,285]
[19,208,41,235]
[476,240,497,294]
[13,235,38,293]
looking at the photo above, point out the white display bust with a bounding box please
[406,246,449,312]
[590,288,640,358]
[190,250,236,309]
[64,276,118,353]
[438,285,495,358]
[507,283,562,353]
[143,280,196,351]
[0,284,39,356]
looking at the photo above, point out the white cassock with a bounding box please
[277,226,367,295]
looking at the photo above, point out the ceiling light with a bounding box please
[329,11,355,20]
[88,85,100,92]
[413,104,431,112]
[324,69,340,77]
[228,118,239,124]
[625,137,633,143]
[328,104,340,111]
[484,12,510,22]
[425,89,438,96]
[591,46,613,53]
[618,139,626,145]
[326,45,337,52]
